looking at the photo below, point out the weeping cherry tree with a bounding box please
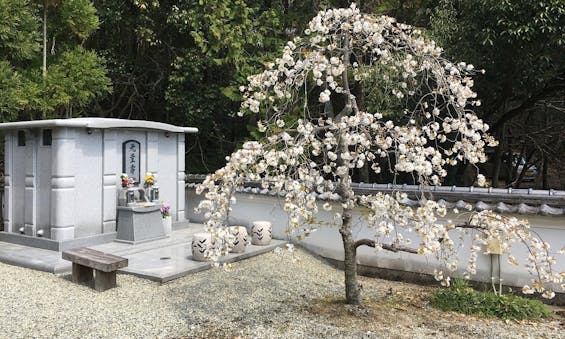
[196,4,563,305]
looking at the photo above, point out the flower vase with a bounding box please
[162,215,172,235]
[118,189,127,206]
[126,188,136,206]
[150,186,160,203]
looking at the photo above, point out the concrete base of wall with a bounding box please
[0,231,117,251]
[317,250,565,306]
[0,219,191,252]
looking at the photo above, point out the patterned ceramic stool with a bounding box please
[251,221,272,246]
[229,226,248,253]
[191,232,212,261]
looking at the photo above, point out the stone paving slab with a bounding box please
[0,224,287,282]
[91,223,207,256]
[119,240,286,282]
[0,240,71,274]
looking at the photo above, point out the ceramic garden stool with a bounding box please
[191,232,212,261]
[251,221,272,246]
[229,226,248,253]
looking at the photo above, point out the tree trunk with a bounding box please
[340,206,360,305]
[42,0,47,78]
[514,149,536,188]
[336,138,360,305]
[492,130,503,187]
[358,163,369,183]
[336,31,361,305]
[542,155,549,190]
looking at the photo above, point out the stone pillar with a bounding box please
[50,128,76,241]
[146,131,159,176]
[102,130,117,233]
[176,133,186,221]
[3,133,13,232]
[24,130,37,236]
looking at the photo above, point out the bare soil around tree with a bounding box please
[0,248,563,338]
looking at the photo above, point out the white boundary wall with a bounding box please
[187,189,565,289]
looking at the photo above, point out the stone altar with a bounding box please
[116,203,166,244]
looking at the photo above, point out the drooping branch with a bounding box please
[452,222,487,230]
[354,238,418,254]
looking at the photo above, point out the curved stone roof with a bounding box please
[186,174,565,216]
[0,118,198,133]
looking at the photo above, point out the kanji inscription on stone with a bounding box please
[122,140,141,183]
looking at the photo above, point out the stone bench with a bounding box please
[62,247,128,292]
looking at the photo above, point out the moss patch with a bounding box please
[431,280,553,321]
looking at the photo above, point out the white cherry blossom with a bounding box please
[196,4,562,304]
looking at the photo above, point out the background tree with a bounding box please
[0,0,40,120]
[0,0,110,121]
[166,0,283,172]
[88,0,358,173]
[90,0,288,172]
[2,0,562,187]
[430,0,565,188]
[196,5,563,305]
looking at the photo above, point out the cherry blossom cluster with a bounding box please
[196,4,562,297]
[465,211,563,298]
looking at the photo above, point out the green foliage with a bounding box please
[0,0,110,120]
[0,0,41,121]
[60,0,99,40]
[0,61,26,120]
[40,47,111,116]
[0,0,40,61]
[171,0,259,66]
[431,279,552,320]
[164,0,287,171]
[429,0,565,187]
[373,0,437,26]
[430,0,564,118]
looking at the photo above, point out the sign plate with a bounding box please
[122,140,141,183]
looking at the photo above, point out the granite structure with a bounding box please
[0,118,197,250]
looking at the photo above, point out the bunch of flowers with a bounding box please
[120,173,134,188]
[161,203,171,218]
[144,172,155,188]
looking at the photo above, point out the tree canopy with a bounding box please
[0,0,110,121]
[196,4,563,305]
[0,0,563,187]
[430,0,565,188]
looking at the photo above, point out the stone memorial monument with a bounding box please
[0,118,198,250]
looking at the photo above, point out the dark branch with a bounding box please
[453,222,487,230]
[491,81,565,132]
[354,239,418,254]
[355,222,489,254]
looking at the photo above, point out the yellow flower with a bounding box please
[144,172,155,187]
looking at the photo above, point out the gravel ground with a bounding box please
[0,248,563,339]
